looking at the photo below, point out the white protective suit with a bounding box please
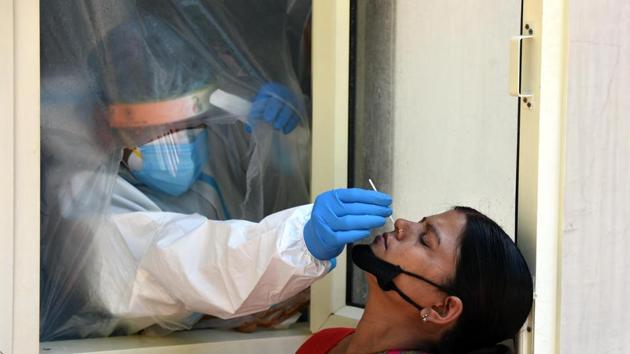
[67,168,328,332]
[40,0,321,340]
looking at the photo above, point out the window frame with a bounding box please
[0,0,40,353]
[309,0,360,332]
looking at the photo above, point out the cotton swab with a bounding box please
[368,178,395,224]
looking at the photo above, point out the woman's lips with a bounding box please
[373,234,388,250]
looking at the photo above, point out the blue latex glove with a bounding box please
[304,188,393,261]
[248,83,302,134]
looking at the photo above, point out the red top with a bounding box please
[296,327,355,354]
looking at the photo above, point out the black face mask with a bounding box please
[351,244,457,313]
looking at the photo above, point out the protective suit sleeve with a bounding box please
[112,204,329,319]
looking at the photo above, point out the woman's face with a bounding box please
[369,209,467,308]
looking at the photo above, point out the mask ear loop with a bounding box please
[385,267,458,320]
[388,281,425,313]
[389,279,456,322]
[398,269,457,296]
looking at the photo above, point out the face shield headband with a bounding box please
[351,244,457,314]
[108,85,216,128]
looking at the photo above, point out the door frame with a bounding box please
[516,0,568,353]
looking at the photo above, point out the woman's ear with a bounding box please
[422,296,463,326]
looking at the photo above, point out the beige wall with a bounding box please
[560,1,630,352]
[392,0,521,234]
[353,0,521,234]
[350,0,522,304]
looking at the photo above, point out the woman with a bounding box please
[298,207,533,353]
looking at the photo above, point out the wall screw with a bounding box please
[527,102,532,108]
[523,98,528,103]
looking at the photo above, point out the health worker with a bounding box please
[39,0,391,340]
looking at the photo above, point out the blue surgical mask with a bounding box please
[130,128,209,197]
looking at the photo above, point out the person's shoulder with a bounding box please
[296,327,355,354]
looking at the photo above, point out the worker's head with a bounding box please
[89,13,217,196]
[89,10,305,197]
[91,12,217,131]
[353,207,533,353]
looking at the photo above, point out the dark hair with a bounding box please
[435,207,533,354]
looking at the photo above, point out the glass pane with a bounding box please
[348,0,522,306]
[40,0,312,340]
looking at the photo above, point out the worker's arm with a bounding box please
[113,204,331,319]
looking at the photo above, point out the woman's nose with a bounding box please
[393,218,410,240]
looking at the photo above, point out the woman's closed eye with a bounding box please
[419,231,429,247]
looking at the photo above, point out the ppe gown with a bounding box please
[40,0,324,340]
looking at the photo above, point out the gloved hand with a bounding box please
[248,83,302,134]
[304,188,393,261]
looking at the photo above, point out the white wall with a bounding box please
[392,0,521,234]
[560,1,630,352]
